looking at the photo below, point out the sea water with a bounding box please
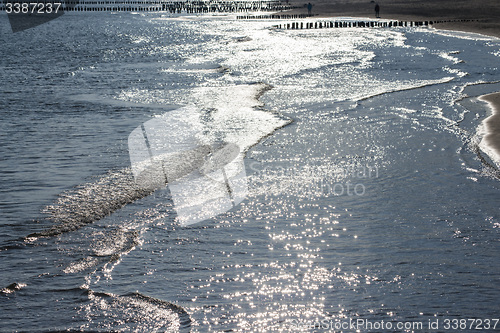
[1,12,500,332]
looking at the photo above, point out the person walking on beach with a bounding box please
[375,3,380,18]
[307,2,313,15]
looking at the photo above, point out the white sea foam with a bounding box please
[478,95,500,167]
[438,51,464,64]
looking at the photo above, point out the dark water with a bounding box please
[1,12,500,332]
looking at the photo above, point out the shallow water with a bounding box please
[1,12,500,332]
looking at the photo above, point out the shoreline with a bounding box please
[280,0,500,168]
[281,0,500,38]
[479,93,500,167]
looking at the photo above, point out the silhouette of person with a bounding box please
[375,3,380,18]
[307,2,312,15]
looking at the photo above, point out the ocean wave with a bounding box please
[81,289,191,332]
[1,282,27,295]
[27,168,152,240]
[28,83,291,239]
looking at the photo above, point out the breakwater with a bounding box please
[234,16,479,30]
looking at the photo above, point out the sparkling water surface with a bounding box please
[1,12,500,332]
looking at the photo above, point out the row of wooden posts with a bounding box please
[51,6,288,11]
[274,20,434,29]
[235,16,479,30]
[275,19,479,30]
[237,13,311,19]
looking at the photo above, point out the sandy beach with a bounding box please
[283,0,500,165]
[480,93,500,165]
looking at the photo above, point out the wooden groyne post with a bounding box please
[270,20,437,30]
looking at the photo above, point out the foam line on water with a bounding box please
[356,77,455,102]
[479,92,500,167]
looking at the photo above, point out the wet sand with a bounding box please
[480,93,500,165]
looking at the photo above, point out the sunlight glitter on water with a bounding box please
[2,12,500,332]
